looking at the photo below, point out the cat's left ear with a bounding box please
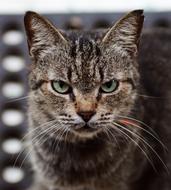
[101,10,144,56]
[24,11,68,57]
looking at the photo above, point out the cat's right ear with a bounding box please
[101,10,144,57]
[24,11,68,57]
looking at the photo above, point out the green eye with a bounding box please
[51,80,71,94]
[100,80,119,93]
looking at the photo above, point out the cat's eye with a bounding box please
[51,80,71,94]
[100,79,119,93]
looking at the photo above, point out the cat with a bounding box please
[24,10,171,190]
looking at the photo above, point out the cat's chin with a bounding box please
[72,124,102,138]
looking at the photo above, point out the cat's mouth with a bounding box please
[71,123,103,138]
[74,124,97,133]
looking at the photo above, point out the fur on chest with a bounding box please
[32,137,130,187]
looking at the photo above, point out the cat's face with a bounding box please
[25,10,144,139]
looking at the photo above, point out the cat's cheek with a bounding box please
[35,83,68,110]
[40,82,49,96]
[99,87,135,114]
[120,82,133,94]
[63,106,78,117]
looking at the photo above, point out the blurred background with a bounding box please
[0,0,171,190]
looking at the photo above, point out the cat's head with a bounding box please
[24,10,144,139]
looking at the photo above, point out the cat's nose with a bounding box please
[77,111,96,122]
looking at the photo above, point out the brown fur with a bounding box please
[24,10,168,190]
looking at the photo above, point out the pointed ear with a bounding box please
[24,11,68,57]
[101,10,144,56]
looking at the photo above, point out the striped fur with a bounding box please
[24,10,146,190]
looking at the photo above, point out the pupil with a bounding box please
[59,81,65,88]
[106,81,113,88]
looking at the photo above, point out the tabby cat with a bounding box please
[24,10,171,190]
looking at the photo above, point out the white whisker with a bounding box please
[117,115,159,139]
[6,95,31,103]
[118,118,167,151]
[114,122,169,174]
[105,126,120,149]
[112,122,157,172]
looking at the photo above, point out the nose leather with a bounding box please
[77,111,95,122]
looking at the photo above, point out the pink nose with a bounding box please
[77,111,96,122]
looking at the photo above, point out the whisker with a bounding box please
[33,124,62,146]
[47,120,71,153]
[16,123,60,169]
[111,122,157,172]
[64,127,70,144]
[32,120,68,150]
[118,119,167,151]
[105,126,120,149]
[19,124,64,169]
[16,120,68,168]
[54,126,67,153]
[58,126,68,145]
[95,128,118,147]
[103,127,112,141]
[114,122,169,174]
[13,120,58,168]
[20,119,58,143]
[6,95,31,103]
[117,115,159,138]
[136,93,164,99]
